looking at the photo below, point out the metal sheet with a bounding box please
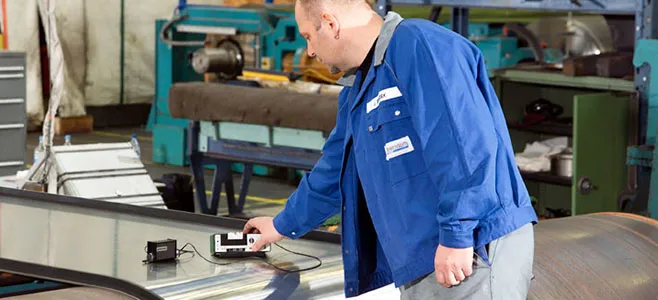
[530,213,658,299]
[0,188,397,299]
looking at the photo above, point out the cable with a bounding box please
[179,242,231,266]
[178,242,323,273]
[256,243,323,273]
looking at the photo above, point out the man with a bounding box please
[244,0,538,299]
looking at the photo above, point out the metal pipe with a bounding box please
[190,39,244,80]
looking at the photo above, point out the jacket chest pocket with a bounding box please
[366,100,427,185]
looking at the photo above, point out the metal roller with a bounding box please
[191,38,244,80]
[168,82,339,132]
[530,213,658,299]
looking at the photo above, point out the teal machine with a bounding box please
[148,4,308,167]
[625,39,658,219]
[441,22,562,76]
[148,4,563,170]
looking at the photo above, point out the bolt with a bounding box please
[643,77,647,82]
[636,25,640,31]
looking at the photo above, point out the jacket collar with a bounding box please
[336,11,404,87]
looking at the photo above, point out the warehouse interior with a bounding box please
[1,0,657,299]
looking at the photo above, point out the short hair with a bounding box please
[296,0,372,30]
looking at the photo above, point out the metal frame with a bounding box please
[374,0,651,138]
[188,121,322,216]
[377,0,635,14]
[0,187,340,243]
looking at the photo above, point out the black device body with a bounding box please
[146,239,177,263]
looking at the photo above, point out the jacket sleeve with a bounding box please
[389,29,500,249]
[272,98,346,239]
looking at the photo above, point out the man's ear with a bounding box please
[321,13,340,38]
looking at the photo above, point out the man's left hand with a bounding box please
[434,245,473,288]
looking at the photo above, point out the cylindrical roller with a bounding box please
[531,213,658,299]
[169,82,339,132]
[191,38,244,80]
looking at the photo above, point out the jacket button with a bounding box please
[368,126,373,132]
[345,250,349,254]
[343,206,346,211]
[349,288,354,292]
[291,232,296,236]
[395,110,401,116]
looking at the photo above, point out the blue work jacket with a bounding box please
[273,12,538,297]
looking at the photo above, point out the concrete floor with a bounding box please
[23,126,297,218]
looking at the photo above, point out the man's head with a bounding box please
[295,0,382,73]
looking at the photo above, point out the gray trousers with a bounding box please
[399,223,534,300]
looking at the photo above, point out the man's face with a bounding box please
[295,4,345,73]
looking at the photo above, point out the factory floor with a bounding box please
[23,126,298,220]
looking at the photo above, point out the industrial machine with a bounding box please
[148,2,579,171]
[148,4,318,168]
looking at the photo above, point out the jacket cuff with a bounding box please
[439,227,474,249]
[273,212,301,240]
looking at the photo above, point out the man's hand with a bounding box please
[434,245,473,288]
[243,216,285,251]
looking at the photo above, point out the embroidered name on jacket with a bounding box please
[367,86,402,113]
[384,136,414,161]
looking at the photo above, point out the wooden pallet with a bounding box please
[55,115,94,135]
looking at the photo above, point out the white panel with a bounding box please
[52,142,163,206]
[49,210,115,274]
[0,203,50,263]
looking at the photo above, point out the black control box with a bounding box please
[146,239,177,263]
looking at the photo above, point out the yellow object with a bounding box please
[241,70,290,82]
[282,50,343,84]
[0,34,4,49]
[260,57,273,70]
